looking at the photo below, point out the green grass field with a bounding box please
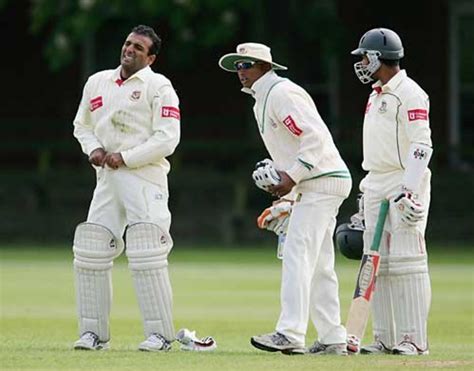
[1,244,473,370]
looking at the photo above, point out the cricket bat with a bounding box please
[346,199,389,354]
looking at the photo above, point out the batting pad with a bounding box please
[371,273,396,349]
[73,223,119,342]
[125,222,175,341]
[389,255,431,351]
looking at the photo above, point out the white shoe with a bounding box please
[392,341,429,355]
[176,328,217,352]
[307,341,348,356]
[139,333,172,352]
[250,332,305,355]
[73,331,109,350]
[360,340,391,355]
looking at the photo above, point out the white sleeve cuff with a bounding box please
[120,150,137,168]
[286,162,308,184]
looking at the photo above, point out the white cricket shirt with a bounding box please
[73,66,180,186]
[243,70,351,196]
[362,70,431,173]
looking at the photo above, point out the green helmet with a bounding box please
[351,28,404,60]
[335,222,364,260]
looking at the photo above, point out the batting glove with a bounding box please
[393,191,425,226]
[350,193,365,230]
[252,159,281,192]
[257,201,292,235]
[176,328,217,352]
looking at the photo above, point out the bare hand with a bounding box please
[89,148,107,167]
[268,171,296,198]
[104,152,125,169]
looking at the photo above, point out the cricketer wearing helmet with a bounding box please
[351,28,433,355]
[72,25,179,351]
[219,43,352,355]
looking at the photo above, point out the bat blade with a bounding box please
[346,200,389,353]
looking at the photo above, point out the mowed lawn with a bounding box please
[1,244,473,370]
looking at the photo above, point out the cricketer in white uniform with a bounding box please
[351,28,433,355]
[72,25,180,352]
[219,43,352,355]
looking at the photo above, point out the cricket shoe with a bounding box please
[250,332,305,355]
[307,341,348,356]
[392,341,429,355]
[360,340,391,355]
[73,331,109,350]
[139,333,172,352]
[176,328,217,352]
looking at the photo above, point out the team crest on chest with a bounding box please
[378,100,388,113]
[130,90,141,101]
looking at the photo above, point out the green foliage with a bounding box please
[29,0,254,71]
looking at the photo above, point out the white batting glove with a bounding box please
[257,201,292,235]
[252,159,281,192]
[176,328,217,352]
[393,191,426,226]
[349,193,365,230]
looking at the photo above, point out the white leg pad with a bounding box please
[125,222,174,341]
[73,223,120,342]
[371,268,396,349]
[389,254,431,351]
[364,230,396,348]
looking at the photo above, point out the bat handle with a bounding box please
[370,199,390,252]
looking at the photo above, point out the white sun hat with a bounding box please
[218,42,288,72]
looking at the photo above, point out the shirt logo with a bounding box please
[283,115,303,136]
[130,90,141,101]
[414,148,427,160]
[408,109,428,122]
[378,100,388,113]
[161,106,180,120]
[90,96,103,112]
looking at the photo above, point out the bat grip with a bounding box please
[370,199,389,252]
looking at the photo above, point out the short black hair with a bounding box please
[131,25,162,56]
[379,58,400,67]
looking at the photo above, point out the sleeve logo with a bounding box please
[161,106,180,120]
[407,109,428,122]
[89,96,103,112]
[413,148,427,160]
[283,115,303,136]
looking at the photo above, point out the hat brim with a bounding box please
[218,53,288,72]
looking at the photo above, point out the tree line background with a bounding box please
[1,0,473,246]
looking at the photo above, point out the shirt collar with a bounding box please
[241,70,279,98]
[111,65,152,85]
[371,69,407,94]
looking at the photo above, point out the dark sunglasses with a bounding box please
[234,61,258,71]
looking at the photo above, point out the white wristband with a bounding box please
[402,142,433,192]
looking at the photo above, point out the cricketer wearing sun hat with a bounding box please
[219,42,352,355]
[218,42,287,72]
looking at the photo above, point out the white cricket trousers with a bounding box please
[87,168,172,243]
[276,192,347,346]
